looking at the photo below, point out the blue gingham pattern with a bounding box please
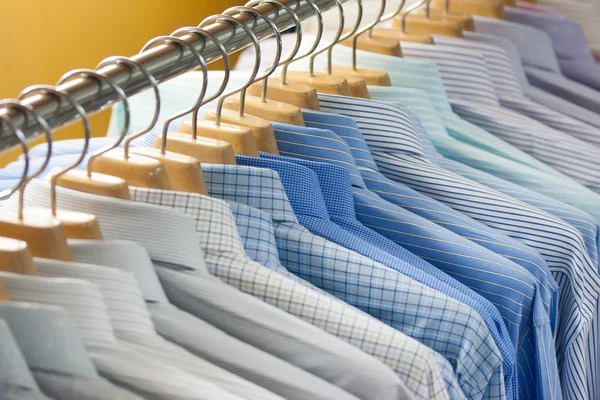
[128,186,450,400]
[269,117,561,400]
[236,153,515,400]
[199,163,507,400]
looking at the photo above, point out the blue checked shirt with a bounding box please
[236,153,516,400]
[268,117,558,400]
[198,162,509,400]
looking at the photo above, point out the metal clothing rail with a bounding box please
[0,0,345,152]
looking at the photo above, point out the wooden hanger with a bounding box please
[284,0,354,96]
[0,237,37,275]
[0,282,8,301]
[334,0,394,87]
[395,0,464,38]
[430,0,506,19]
[369,0,436,44]
[143,32,236,166]
[225,0,306,128]
[412,7,474,30]
[177,15,259,157]
[0,109,74,260]
[86,58,173,190]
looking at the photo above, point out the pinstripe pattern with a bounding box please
[239,153,520,400]
[128,186,446,400]
[313,93,600,400]
[473,17,600,115]
[267,117,562,400]
[198,163,511,400]
[399,41,600,194]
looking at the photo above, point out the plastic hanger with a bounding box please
[105,37,208,194]
[198,7,281,153]
[179,15,260,157]
[219,1,304,133]
[0,108,73,260]
[87,57,171,189]
[50,70,146,199]
[333,0,394,87]
[250,0,321,110]
[285,0,354,96]
[430,0,506,19]
[410,0,474,30]
[397,0,464,37]
[146,34,237,166]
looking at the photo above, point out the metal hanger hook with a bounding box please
[308,0,345,76]
[57,69,130,178]
[287,0,323,79]
[224,5,282,114]
[96,56,161,159]
[18,84,91,216]
[402,0,428,32]
[199,14,261,125]
[0,114,29,220]
[142,34,208,149]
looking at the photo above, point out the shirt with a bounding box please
[473,16,600,115]
[33,257,288,400]
[233,153,510,400]
[0,273,247,400]
[67,239,366,400]
[0,318,50,400]
[198,162,509,400]
[5,180,411,400]
[399,41,600,194]
[431,33,600,149]
[0,303,143,400]
[504,7,600,91]
[268,116,561,400]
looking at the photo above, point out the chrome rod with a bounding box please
[0,0,346,151]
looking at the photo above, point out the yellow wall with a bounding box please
[0,0,241,167]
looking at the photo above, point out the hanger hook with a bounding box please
[0,99,53,212]
[247,0,303,92]
[199,14,261,125]
[18,85,91,217]
[331,0,363,72]
[172,27,232,136]
[0,114,29,220]
[224,6,282,115]
[287,0,323,80]
[142,34,208,150]
[402,0,428,32]
[57,69,130,179]
[307,0,344,76]
[96,56,161,159]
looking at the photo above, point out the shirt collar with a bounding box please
[225,201,282,269]
[35,257,157,337]
[271,120,368,189]
[314,94,429,160]
[235,155,330,220]
[505,6,592,60]
[431,35,526,99]
[200,164,298,223]
[67,240,169,304]
[4,179,208,273]
[129,187,246,255]
[400,42,501,106]
[0,303,98,379]
[473,15,561,73]
[261,154,357,221]
[0,271,118,348]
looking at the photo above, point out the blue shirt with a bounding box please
[269,116,558,400]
